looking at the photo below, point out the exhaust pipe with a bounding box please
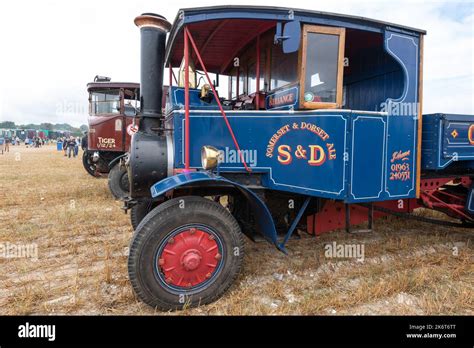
[128,13,172,199]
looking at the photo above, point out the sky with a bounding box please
[0,0,472,127]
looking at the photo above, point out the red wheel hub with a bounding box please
[158,228,221,287]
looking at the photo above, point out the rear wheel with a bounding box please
[108,163,129,199]
[82,151,99,177]
[128,196,244,310]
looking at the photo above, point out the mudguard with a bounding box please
[150,171,278,247]
[108,153,127,169]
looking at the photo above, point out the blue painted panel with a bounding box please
[422,113,474,170]
[344,47,404,112]
[349,115,387,201]
[169,109,415,202]
[384,115,418,198]
[443,118,474,160]
[166,86,225,111]
[382,30,420,199]
[421,113,441,169]
[172,110,349,199]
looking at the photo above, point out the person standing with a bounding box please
[0,136,4,155]
[63,137,68,156]
[81,132,88,151]
[74,137,79,157]
[67,136,76,158]
[4,136,10,152]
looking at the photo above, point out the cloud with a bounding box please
[0,0,472,126]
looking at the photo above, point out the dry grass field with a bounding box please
[0,144,473,315]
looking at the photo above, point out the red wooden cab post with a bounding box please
[184,27,190,171]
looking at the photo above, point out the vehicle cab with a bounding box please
[84,77,140,198]
[87,77,140,153]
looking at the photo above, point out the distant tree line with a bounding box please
[0,121,88,136]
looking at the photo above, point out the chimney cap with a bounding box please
[134,13,171,32]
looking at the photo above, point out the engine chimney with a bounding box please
[134,13,171,126]
[127,13,172,199]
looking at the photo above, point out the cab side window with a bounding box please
[300,25,345,109]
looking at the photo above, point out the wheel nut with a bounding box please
[208,235,215,240]
[168,238,175,244]
[215,253,221,260]
[205,272,212,278]
[158,258,165,266]
[165,277,172,283]
[189,228,196,234]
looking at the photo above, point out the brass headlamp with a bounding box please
[201,145,220,170]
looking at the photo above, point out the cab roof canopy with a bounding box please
[165,5,426,74]
[86,82,140,93]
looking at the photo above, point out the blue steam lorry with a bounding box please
[119,6,474,310]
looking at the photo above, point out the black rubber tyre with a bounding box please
[130,199,162,230]
[128,196,244,311]
[108,164,129,200]
[82,151,99,177]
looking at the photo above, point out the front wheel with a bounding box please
[130,199,162,230]
[128,196,244,310]
[82,151,99,177]
[108,163,129,200]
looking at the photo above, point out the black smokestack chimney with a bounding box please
[134,13,171,129]
[127,13,171,200]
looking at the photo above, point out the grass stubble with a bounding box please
[0,145,472,315]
